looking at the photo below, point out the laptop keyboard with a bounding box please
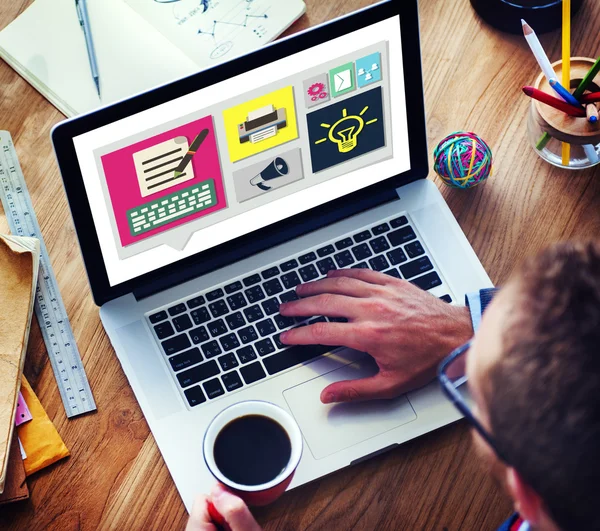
[147,214,453,409]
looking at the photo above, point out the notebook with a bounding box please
[0,0,305,117]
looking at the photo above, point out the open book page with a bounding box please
[0,235,40,493]
[123,0,306,69]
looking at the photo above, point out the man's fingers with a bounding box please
[295,276,383,299]
[186,495,216,531]
[210,484,262,531]
[327,268,393,285]
[320,373,406,404]
[280,294,363,319]
[281,322,362,350]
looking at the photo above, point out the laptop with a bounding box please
[52,0,492,511]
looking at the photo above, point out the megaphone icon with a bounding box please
[250,157,289,191]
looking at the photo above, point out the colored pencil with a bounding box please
[586,103,599,123]
[573,57,600,100]
[580,92,600,104]
[549,79,581,107]
[561,0,571,165]
[522,86,586,116]
[521,20,557,83]
[583,144,600,164]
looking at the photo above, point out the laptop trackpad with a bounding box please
[283,355,417,460]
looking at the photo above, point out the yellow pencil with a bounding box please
[562,0,571,166]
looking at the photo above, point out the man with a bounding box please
[187,241,600,531]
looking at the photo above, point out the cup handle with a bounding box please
[207,501,232,531]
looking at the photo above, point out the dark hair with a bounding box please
[486,241,600,531]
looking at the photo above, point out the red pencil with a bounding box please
[522,86,586,117]
[580,91,600,104]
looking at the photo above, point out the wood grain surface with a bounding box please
[1,0,599,529]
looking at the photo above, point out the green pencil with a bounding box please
[573,57,600,100]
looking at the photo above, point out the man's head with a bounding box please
[467,241,600,531]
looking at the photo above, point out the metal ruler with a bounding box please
[0,131,96,418]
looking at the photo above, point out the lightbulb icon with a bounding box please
[315,105,378,154]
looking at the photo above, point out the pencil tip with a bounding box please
[522,20,532,34]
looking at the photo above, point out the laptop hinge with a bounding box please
[133,186,399,302]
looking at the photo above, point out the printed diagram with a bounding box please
[303,74,330,109]
[307,86,386,173]
[329,62,356,98]
[356,52,382,88]
[101,115,227,248]
[232,148,304,203]
[223,86,298,163]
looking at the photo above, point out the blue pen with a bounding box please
[549,78,580,108]
[75,0,101,98]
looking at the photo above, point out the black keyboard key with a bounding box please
[226,312,246,330]
[335,237,354,250]
[411,272,442,291]
[263,344,334,375]
[256,318,276,337]
[369,255,389,272]
[299,264,319,282]
[208,319,228,338]
[256,338,276,357]
[388,226,417,246]
[238,326,258,344]
[173,314,193,333]
[353,230,371,243]
[273,333,285,350]
[162,334,191,356]
[390,215,408,228]
[384,268,402,279]
[201,340,222,359]
[240,362,267,385]
[261,266,280,279]
[400,257,434,280]
[280,259,298,272]
[186,296,205,309]
[177,360,220,387]
[334,250,355,268]
[219,333,240,352]
[317,244,335,257]
[168,303,186,317]
[169,347,203,372]
[245,285,266,304]
[317,257,336,275]
[328,317,348,323]
[309,316,327,325]
[184,386,206,407]
[298,252,316,265]
[372,222,390,235]
[280,291,299,303]
[189,326,210,345]
[236,345,257,364]
[222,371,243,392]
[218,353,239,371]
[243,274,261,287]
[206,289,224,302]
[191,307,211,325]
[209,299,228,318]
[227,292,247,311]
[281,271,301,289]
[351,262,369,269]
[262,298,280,315]
[274,314,295,330]
[224,281,243,294]
[264,278,284,296]
[243,304,264,323]
[149,310,168,324]
[154,321,174,340]
[387,248,408,265]
[405,240,425,259]
[370,236,390,254]
[203,378,225,399]
[352,243,373,260]
[440,294,453,303]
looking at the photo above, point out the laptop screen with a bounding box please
[72,15,408,287]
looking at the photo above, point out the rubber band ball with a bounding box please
[433,132,493,189]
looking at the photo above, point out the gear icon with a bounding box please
[307,82,325,96]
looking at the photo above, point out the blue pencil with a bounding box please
[549,78,581,107]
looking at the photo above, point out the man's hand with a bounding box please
[186,484,262,531]
[279,269,472,404]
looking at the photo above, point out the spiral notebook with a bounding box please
[0,0,305,117]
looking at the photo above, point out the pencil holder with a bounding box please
[528,57,600,169]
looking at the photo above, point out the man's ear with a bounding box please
[505,467,543,526]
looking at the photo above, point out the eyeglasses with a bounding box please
[437,340,508,463]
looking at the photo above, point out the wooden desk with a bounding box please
[1,0,599,529]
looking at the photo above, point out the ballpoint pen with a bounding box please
[75,0,101,98]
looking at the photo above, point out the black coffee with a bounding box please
[213,414,292,486]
